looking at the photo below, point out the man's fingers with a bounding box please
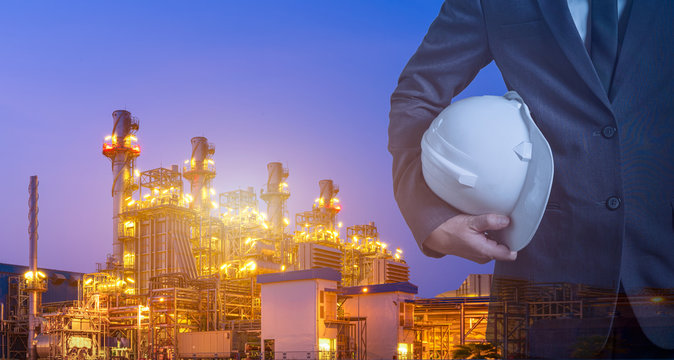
[480,238,517,261]
[468,214,510,232]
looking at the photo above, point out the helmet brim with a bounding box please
[495,91,554,251]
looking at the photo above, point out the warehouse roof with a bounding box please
[257,268,341,284]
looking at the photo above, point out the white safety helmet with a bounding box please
[420,91,554,251]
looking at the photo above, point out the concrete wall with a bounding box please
[342,291,415,360]
[260,275,339,359]
[261,279,318,356]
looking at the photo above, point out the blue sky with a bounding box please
[0,1,507,297]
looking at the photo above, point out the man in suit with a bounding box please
[388,0,673,357]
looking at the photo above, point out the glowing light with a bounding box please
[281,265,286,271]
[319,338,332,352]
[126,135,138,142]
[262,222,269,229]
[395,254,400,260]
[314,198,320,203]
[396,248,403,254]
[36,271,46,278]
[244,261,257,271]
[127,199,136,206]
[126,277,135,283]
[211,201,218,209]
[338,222,343,228]
[353,236,359,242]
[210,188,216,195]
[184,160,189,164]
[24,271,34,280]
[159,297,165,302]
[651,296,665,303]
[283,218,289,225]
[362,287,368,293]
[104,135,112,141]
[332,198,340,203]
[134,169,140,177]
[220,264,231,270]
[162,189,169,194]
[124,221,134,228]
[398,344,409,357]
[84,278,93,285]
[207,159,214,165]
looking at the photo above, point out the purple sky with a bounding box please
[0,1,507,298]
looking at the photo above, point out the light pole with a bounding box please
[357,287,368,360]
[138,305,148,360]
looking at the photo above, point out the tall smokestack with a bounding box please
[27,175,39,360]
[102,110,140,265]
[183,137,216,213]
[260,162,290,235]
[318,179,340,230]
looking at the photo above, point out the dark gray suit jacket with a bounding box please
[389,0,673,352]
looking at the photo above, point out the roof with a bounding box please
[257,268,341,284]
[341,281,418,295]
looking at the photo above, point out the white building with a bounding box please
[341,283,417,360]
[258,268,342,360]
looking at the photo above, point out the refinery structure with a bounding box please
[3,110,647,360]
[0,110,492,360]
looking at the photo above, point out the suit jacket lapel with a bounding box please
[536,0,612,111]
[609,1,662,102]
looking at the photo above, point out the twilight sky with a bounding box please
[0,1,507,298]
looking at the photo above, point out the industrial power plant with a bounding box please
[0,110,493,360]
[2,110,660,360]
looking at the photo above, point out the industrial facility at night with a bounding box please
[0,110,493,360]
[2,110,654,360]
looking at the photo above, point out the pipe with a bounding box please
[185,137,214,212]
[261,162,289,235]
[110,110,136,265]
[318,179,339,229]
[28,175,39,360]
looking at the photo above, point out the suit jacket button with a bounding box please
[602,126,617,139]
[606,196,621,210]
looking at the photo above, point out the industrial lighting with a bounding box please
[396,248,403,254]
[159,297,165,302]
[281,265,286,271]
[127,199,136,206]
[126,277,135,284]
[184,160,189,164]
[126,135,138,142]
[84,278,93,285]
[24,271,34,280]
[338,222,343,228]
[262,222,268,229]
[134,169,140,177]
[37,271,46,278]
[283,218,289,225]
[211,201,218,209]
[651,296,665,303]
[362,287,368,293]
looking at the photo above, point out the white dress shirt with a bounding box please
[567,0,628,45]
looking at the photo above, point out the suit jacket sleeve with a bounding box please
[388,0,493,258]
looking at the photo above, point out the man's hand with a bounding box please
[424,214,517,264]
